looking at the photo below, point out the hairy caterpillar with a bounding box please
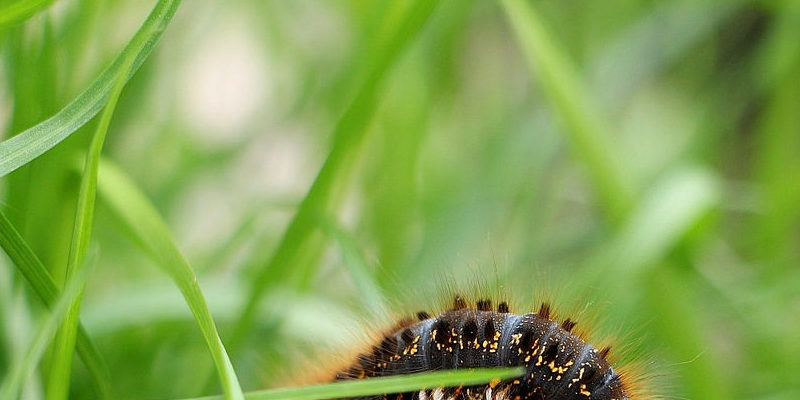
[329,295,651,400]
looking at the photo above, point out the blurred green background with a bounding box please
[1,0,799,399]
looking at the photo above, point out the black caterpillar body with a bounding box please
[334,298,631,400]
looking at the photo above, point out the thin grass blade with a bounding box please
[181,367,523,400]
[0,209,111,397]
[0,257,95,400]
[501,0,633,222]
[97,159,244,400]
[0,0,181,177]
[319,216,385,315]
[582,165,720,286]
[231,0,443,353]
[45,24,141,400]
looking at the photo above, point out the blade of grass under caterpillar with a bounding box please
[180,367,524,400]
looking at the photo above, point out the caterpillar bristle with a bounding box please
[393,317,414,330]
[476,298,492,311]
[452,295,468,310]
[599,345,612,359]
[537,302,551,319]
[416,311,431,321]
[497,301,510,313]
[378,336,398,355]
[562,318,577,332]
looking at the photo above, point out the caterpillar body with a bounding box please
[332,296,642,400]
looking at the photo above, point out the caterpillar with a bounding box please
[330,295,649,400]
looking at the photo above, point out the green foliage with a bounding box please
[0,208,110,397]
[97,159,243,400]
[502,0,633,222]
[1,1,799,400]
[0,0,181,177]
[0,0,56,28]
[0,250,94,400]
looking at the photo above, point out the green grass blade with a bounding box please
[752,2,800,280]
[319,216,385,315]
[231,0,442,351]
[96,159,244,400]
[181,367,523,400]
[613,166,720,272]
[0,209,111,397]
[582,165,720,286]
[45,26,139,400]
[0,0,181,178]
[0,0,57,28]
[0,257,94,400]
[501,0,633,222]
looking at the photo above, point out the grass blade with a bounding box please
[581,165,720,286]
[0,258,95,400]
[611,166,720,273]
[231,0,442,352]
[319,216,385,315]
[45,24,141,400]
[0,0,181,178]
[97,159,244,400]
[0,209,111,397]
[182,367,523,400]
[0,0,57,28]
[501,0,633,222]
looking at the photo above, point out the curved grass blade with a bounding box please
[501,0,633,223]
[0,0,57,28]
[45,27,140,400]
[0,257,94,400]
[0,0,181,178]
[0,209,111,397]
[96,159,244,400]
[181,367,523,400]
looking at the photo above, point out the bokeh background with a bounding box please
[1,1,799,399]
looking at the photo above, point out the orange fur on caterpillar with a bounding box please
[327,293,656,400]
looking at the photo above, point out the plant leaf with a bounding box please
[97,159,244,400]
[45,22,141,400]
[181,367,523,400]
[0,0,56,28]
[0,209,111,397]
[0,254,95,400]
[0,0,181,178]
[501,0,633,222]
[230,0,443,353]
